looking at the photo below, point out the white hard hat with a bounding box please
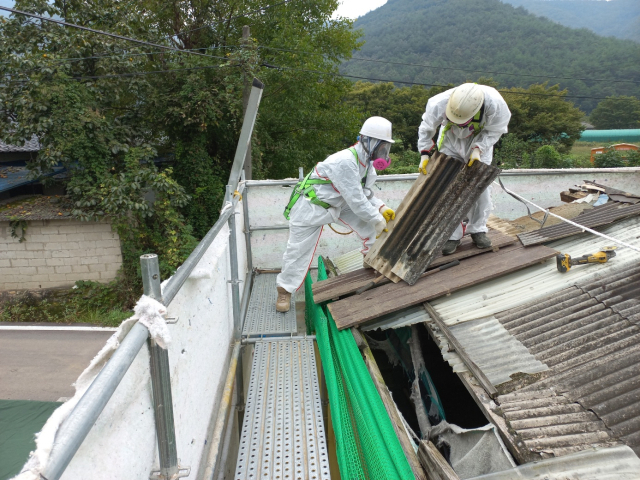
[360,116,395,143]
[446,83,485,125]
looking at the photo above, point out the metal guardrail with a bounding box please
[41,78,264,480]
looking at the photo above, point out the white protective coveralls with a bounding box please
[276,142,386,293]
[417,85,511,240]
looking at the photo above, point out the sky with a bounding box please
[333,0,388,19]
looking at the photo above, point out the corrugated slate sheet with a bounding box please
[517,202,640,246]
[493,263,640,456]
[449,316,548,385]
[469,445,640,479]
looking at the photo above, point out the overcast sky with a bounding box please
[333,0,388,19]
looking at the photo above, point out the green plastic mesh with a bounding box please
[306,257,415,480]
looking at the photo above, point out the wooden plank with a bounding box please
[328,244,557,330]
[312,231,515,304]
[364,152,501,285]
[417,441,460,480]
[423,302,498,398]
[352,328,428,480]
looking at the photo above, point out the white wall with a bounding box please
[59,200,248,479]
[245,168,640,268]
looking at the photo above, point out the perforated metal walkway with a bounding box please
[242,274,297,336]
[235,339,330,480]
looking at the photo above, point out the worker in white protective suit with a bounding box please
[275,117,396,312]
[417,83,511,255]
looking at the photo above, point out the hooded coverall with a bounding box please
[276,142,386,293]
[417,85,511,241]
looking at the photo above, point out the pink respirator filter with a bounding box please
[372,157,391,170]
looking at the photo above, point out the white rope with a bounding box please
[494,181,640,253]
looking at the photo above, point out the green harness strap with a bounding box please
[437,105,485,150]
[283,147,365,220]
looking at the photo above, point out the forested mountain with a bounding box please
[502,0,640,43]
[343,0,640,112]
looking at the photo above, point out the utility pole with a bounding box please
[242,25,252,181]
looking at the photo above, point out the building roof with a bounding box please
[0,137,40,153]
[0,165,65,194]
[0,195,74,221]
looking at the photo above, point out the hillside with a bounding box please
[342,0,640,112]
[502,0,640,43]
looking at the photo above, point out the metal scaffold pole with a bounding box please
[141,254,188,480]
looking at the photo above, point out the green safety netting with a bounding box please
[306,257,415,480]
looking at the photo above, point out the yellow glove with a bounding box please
[419,154,430,175]
[380,206,395,223]
[468,147,481,167]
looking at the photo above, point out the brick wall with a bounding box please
[0,219,123,291]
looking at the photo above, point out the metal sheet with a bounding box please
[449,316,548,386]
[242,274,297,336]
[518,202,640,247]
[468,445,640,479]
[234,339,330,480]
[431,217,640,325]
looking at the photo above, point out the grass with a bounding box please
[570,141,601,166]
[0,280,135,327]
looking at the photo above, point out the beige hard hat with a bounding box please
[446,83,485,125]
[360,116,395,143]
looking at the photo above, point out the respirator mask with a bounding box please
[363,136,392,171]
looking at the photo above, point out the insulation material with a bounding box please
[429,422,515,479]
[133,295,171,348]
[364,152,500,285]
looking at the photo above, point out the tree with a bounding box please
[590,96,640,130]
[0,0,362,281]
[501,83,584,152]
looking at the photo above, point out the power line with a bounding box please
[258,45,640,86]
[0,6,228,61]
[261,63,611,100]
[1,63,234,84]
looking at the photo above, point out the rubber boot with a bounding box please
[471,232,492,249]
[276,287,292,313]
[442,239,461,256]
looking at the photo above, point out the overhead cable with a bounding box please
[261,63,611,100]
[258,45,640,86]
[0,6,227,61]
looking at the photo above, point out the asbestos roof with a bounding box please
[0,137,40,153]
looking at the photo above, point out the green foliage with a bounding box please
[532,145,572,169]
[594,148,640,168]
[0,281,132,327]
[502,0,640,43]
[8,218,28,243]
[345,0,640,112]
[590,96,640,130]
[502,83,584,152]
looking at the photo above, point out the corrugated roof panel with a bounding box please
[491,265,640,456]
[449,316,548,386]
[468,445,640,480]
[431,216,640,326]
[517,202,640,247]
[330,248,364,275]
[360,305,430,332]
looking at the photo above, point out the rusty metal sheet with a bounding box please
[364,152,501,285]
[517,202,640,247]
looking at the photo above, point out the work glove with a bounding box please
[419,148,435,175]
[468,147,481,167]
[375,219,387,238]
[380,206,395,223]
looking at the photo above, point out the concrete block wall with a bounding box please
[0,219,123,291]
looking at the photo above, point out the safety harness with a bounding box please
[283,147,368,220]
[437,104,485,150]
